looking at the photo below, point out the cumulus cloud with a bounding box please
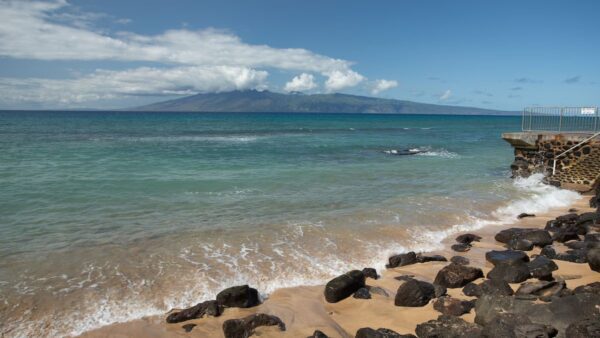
[283,73,317,92]
[0,66,268,104]
[371,79,398,95]
[324,70,365,92]
[439,89,452,101]
[0,0,371,106]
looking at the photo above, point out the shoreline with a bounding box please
[79,190,599,337]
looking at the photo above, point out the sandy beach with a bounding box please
[79,192,599,338]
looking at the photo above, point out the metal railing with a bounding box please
[522,106,599,133]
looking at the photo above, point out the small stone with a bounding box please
[416,254,447,263]
[355,327,416,338]
[386,252,418,268]
[451,243,471,252]
[353,287,371,299]
[368,286,390,297]
[455,233,482,244]
[182,323,196,332]
[308,330,329,338]
[450,256,469,265]
[518,213,536,219]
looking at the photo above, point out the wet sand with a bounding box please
[80,197,599,338]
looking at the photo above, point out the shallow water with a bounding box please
[0,112,580,337]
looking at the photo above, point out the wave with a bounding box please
[117,135,263,143]
[383,147,460,158]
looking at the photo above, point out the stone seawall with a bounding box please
[502,132,600,191]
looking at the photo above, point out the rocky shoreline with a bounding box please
[82,186,600,338]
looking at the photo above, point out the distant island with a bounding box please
[131,90,518,115]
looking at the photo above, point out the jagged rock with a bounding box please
[353,287,371,299]
[415,315,483,338]
[355,327,416,338]
[362,267,378,279]
[324,270,365,303]
[434,263,484,288]
[588,247,600,272]
[222,313,286,338]
[182,323,196,332]
[541,245,587,263]
[495,228,553,247]
[462,279,514,298]
[515,280,565,299]
[450,256,469,265]
[564,240,586,250]
[455,233,482,244]
[433,284,447,298]
[216,285,260,308]
[518,213,536,219]
[416,254,447,263]
[573,282,600,295]
[394,279,435,307]
[482,313,556,338]
[527,256,558,280]
[485,250,530,266]
[166,300,223,323]
[552,230,580,243]
[451,243,471,252]
[513,324,558,338]
[308,330,329,338]
[487,263,530,283]
[387,252,417,268]
[507,238,534,251]
[433,296,475,316]
[565,317,600,338]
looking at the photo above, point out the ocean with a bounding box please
[0,111,580,337]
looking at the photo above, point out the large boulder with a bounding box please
[565,317,600,338]
[434,263,484,288]
[527,256,558,280]
[387,252,418,268]
[462,279,514,298]
[573,282,600,295]
[495,228,553,247]
[222,313,285,338]
[487,263,530,283]
[415,315,483,338]
[482,313,556,338]
[166,300,222,323]
[216,285,261,308]
[587,247,600,272]
[485,250,530,266]
[432,296,475,316]
[324,270,365,303]
[355,328,416,338]
[394,279,436,307]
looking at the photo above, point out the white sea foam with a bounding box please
[115,135,263,143]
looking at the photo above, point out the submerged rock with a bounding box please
[434,263,483,288]
[216,285,261,308]
[415,315,483,338]
[387,252,418,268]
[166,300,222,323]
[394,279,436,307]
[222,313,285,338]
[324,270,365,303]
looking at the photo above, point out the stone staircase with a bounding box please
[549,145,600,188]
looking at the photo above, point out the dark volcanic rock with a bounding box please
[552,230,580,243]
[434,263,484,288]
[182,323,196,332]
[495,228,553,247]
[515,280,565,299]
[543,246,589,263]
[518,213,536,219]
[455,233,482,245]
[573,282,600,295]
[462,279,515,298]
[450,243,471,252]
[355,327,416,338]
[487,263,530,283]
[222,313,285,338]
[433,284,447,298]
[324,270,365,303]
[353,287,371,299]
[482,313,556,338]
[507,238,534,251]
[368,286,390,297]
[166,300,223,323]
[416,254,447,263]
[415,315,483,338]
[432,296,475,316]
[514,324,558,338]
[387,252,418,268]
[216,285,260,308]
[588,247,600,272]
[565,317,600,338]
[462,282,481,297]
[394,279,435,307]
[450,256,469,265]
[362,267,378,280]
[527,256,559,280]
[485,250,530,266]
[308,330,329,338]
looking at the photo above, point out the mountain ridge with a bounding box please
[131,90,518,115]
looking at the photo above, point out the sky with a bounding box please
[0,0,598,110]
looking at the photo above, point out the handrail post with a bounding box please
[558,107,563,132]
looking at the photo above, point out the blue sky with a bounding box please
[0,0,598,110]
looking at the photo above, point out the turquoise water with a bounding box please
[0,112,580,337]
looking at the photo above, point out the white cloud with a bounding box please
[0,66,268,105]
[324,70,365,92]
[371,79,398,95]
[283,73,317,92]
[0,0,371,106]
[439,89,452,101]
